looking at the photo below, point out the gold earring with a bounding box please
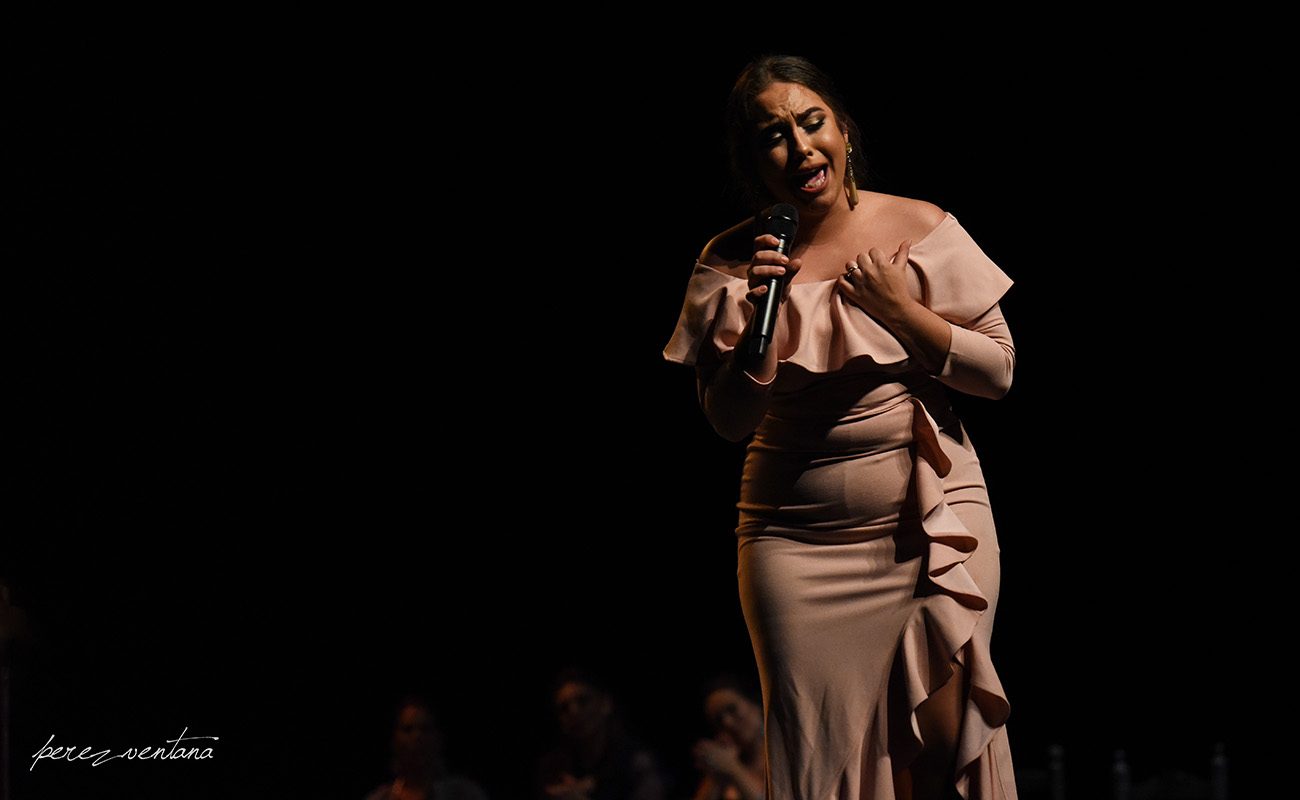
[845,140,859,209]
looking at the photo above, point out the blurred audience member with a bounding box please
[364,694,489,800]
[690,674,765,800]
[537,666,667,800]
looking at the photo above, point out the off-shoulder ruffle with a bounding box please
[662,212,1013,374]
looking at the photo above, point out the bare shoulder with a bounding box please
[697,216,756,277]
[900,195,949,235]
[862,191,948,241]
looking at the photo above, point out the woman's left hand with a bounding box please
[836,239,915,322]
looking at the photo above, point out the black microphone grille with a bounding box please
[763,203,799,239]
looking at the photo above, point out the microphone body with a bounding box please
[744,204,799,365]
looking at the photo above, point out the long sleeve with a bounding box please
[933,301,1015,400]
[695,351,777,442]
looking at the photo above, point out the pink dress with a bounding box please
[663,212,1019,799]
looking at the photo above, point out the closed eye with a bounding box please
[760,118,826,147]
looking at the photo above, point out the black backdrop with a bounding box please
[6,34,1266,799]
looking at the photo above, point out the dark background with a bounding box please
[5,33,1269,799]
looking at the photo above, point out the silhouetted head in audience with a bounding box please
[541,666,667,800]
[702,673,764,757]
[390,694,447,779]
[368,694,490,800]
[552,666,617,743]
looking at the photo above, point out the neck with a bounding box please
[788,191,856,247]
[397,758,443,786]
[575,726,609,767]
[396,768,431,789]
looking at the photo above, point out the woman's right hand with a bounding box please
[745,233,802,307]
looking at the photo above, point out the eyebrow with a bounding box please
[755,106,827,127]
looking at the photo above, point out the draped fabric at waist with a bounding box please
[737,372,967,541]
[757,370,953,452]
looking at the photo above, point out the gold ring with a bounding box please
[844,264,860,277]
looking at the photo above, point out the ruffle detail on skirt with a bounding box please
[882,398,1015,799]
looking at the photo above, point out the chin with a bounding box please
[790,190,838,214]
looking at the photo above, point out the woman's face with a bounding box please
[749,81,850,216]
[705,688,763,749]
[392,704,441,768]
[555,680,611,740]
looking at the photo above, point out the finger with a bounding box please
[867,247,886,267]
[753,250,791,267]
[750,264,787,280]
[753,233,782,251]
[747,266,786,292]
[845,253,871,280]
[785,257,803,275]
[894,238,912,264]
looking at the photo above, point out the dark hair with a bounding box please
[723,54,867,211]
[391,693,440,730]
[700,670,761,708]
[551,664,614,700]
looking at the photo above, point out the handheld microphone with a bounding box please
[744,203,799,364]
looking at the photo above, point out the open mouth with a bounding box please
[794,165,829,193]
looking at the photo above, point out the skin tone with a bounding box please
[546,681,611,800]
[698,81,955,443]
[699,81,972,800]
[742,81,952,382]
[546,681,665,800]
[691,688,766,800]
[388,704,446,800]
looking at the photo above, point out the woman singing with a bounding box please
[662,55,1020,800]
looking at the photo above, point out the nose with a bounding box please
[789,126,815,160]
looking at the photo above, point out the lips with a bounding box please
[793,165,829,194]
